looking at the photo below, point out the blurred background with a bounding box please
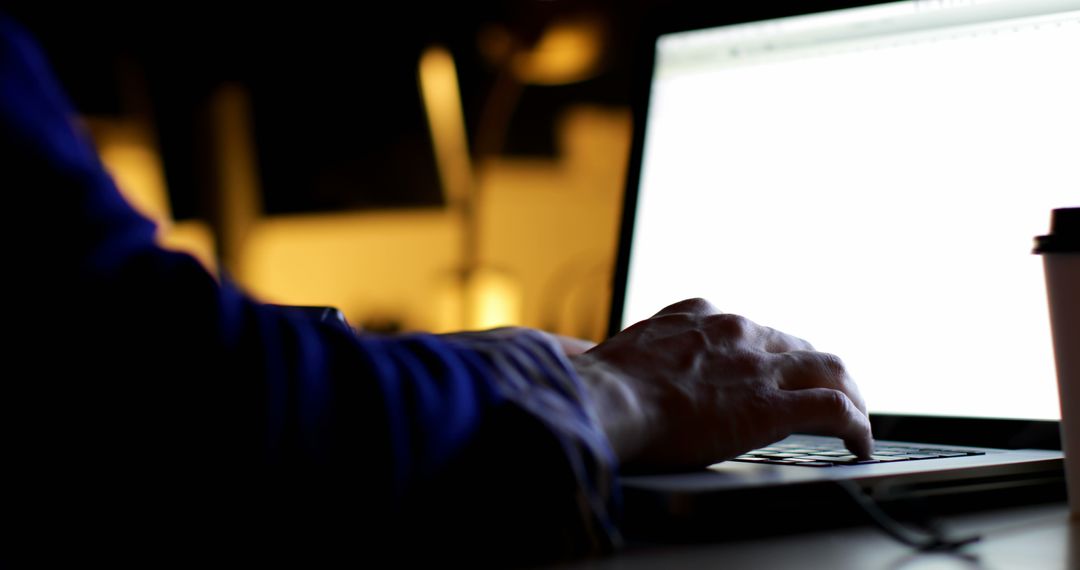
[8,0,679,340]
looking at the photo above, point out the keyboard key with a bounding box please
[738,439,987,468]
[804,455,858,463]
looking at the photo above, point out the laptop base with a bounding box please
[619,457,1065,543]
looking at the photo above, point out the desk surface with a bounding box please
[558,503,1077,569]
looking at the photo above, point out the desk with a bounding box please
[559,503,1076,569]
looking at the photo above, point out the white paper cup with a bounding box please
[1035,207,1080,518]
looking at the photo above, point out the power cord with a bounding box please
[835,480,982,552]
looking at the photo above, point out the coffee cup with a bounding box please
[1034,207,1080,517]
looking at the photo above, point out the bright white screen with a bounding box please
[624,0,1080,420]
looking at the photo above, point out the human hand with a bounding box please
[571,298,872,471]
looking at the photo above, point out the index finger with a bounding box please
[781,388,874,458]
[776,350,868,416]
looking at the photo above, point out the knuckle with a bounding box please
[662,297,713,315]
[821,389,851,416]
[816,352,847,381]
[707,313,752,339]
[681,297,715,314]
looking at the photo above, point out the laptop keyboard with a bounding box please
[731,436,986,467]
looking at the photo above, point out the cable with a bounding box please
[835,480,982,552]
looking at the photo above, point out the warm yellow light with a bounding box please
[91,119,217,273]
[467,267,523,330]
[208,84,263,274]
[158,221,218,274]
[419,45,473,209]
[239,210,462,332]
[512,18,603,86]
[433,267,523,332]
[93,121,172,225]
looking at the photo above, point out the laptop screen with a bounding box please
[619,0,1080,421]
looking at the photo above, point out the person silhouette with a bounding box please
[1,14,869,565]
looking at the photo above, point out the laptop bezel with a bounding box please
[607,0,1061,451]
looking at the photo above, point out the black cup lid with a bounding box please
[1033,207,1080,254]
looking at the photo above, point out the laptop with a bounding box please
[611,0,1076,539]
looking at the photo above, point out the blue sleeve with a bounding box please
[1,15,620,564]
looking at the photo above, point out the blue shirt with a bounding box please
[1,15,619,565]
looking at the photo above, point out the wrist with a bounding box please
[569,354,651,464]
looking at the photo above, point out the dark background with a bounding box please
[7,1,644,219]
[7,1,875,219]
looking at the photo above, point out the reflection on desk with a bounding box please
[556,503,1076,570]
